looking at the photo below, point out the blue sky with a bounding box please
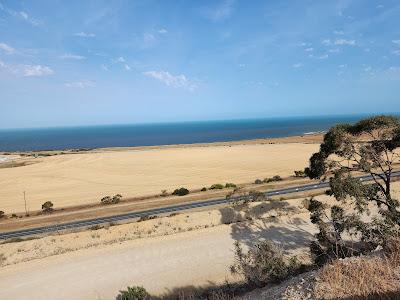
[0,0,399,128]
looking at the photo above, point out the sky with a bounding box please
[0,0,399,129]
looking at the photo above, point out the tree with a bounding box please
[41,201,54,213]
[172,187,189,196]
[305,115,400,264]
[117,286,148,300]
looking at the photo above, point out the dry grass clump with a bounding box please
[315,238,400,300]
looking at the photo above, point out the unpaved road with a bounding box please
[0,226,236,300]
[0,218,314,300]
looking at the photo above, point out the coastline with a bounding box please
[0,133,324,156]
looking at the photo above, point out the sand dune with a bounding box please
[0,143,319,213]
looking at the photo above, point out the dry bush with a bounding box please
[315,238,400,299]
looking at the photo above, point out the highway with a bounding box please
[1,171,399,240]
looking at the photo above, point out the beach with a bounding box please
[0,136,321,213]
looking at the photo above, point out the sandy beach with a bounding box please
[0,137,320,213]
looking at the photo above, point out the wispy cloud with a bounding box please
[116,56,125,63]
[65,80,94,88]
[143,70,197,91]
[200,0,235,21]
[158,28,168,34]
[322,39,356,46]
[292,63,304,68]
[335,39,356,46]
[392,40,400,46]
[18,11,41,26]
[60,53,86,60]
[0,4,42,27]
[0,42,15,54]
[124,64,131,71]
[333,30,345,35]
[304,47,313,52]
[317,54,329,60]
[75,32,95,38]
[22,65,54,77]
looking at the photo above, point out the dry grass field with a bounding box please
[0,141,319,213]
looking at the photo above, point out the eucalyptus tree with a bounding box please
[305,115,400,264]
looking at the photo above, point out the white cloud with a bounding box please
[392,50,400,56]
[333,30,344,35]
[101,64,109,71]
[65,80,95,88]
[22,65,54,77]
[158,28,168,34]
[322,39,331,46]
[304,47,313,52]
[0,42,14,54]
[201,0,235,21]
[116,56,125,63]
[392,40,400,46]
[334,39,356,46]
[322,39,356,46]
[124,64,131,71]
[18,11,41,26]
[143,70,197,91]
[75,32,95,38]
[329,48,341,53]
[292,63,304,68]
[317,54,329,60]
[377,4,384,9]
[60,53,86,60]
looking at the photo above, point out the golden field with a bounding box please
[0,141,319,213]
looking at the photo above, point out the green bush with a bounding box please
[254,179,262,184]
[101,194,122,205]
[41,201,54,213]
[263,175,283,183]
[201,187,207,192]
[172,187,189,196]
[225,183,237,188]
[294,170,306,177]
[117,286,148,300]
[230,240,299,287]
[210,184,224,190]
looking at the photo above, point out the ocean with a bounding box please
[0,115,369,152]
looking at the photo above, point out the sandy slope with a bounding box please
[0,198,317,299]
[0,143,319,213]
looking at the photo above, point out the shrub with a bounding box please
[210,184,224,190]
[172,187,189,196]
[117,286,148,300]
[225,183,237,188]
[294,170,306,177]
[0,211,4,219]
[263,175,283,183]
[201,187,207,192]
[101,194,122,205]
[138,215,157,222]
[230,240,299,287]
[160,190,168,197]
[11,213,17,218]
[41,201,54,213]
[272,175,283,181]
[254,179,262,184]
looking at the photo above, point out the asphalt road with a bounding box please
[1,171,399,240]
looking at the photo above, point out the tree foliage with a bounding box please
[41,201,54,213]
[117,286,148,300]
[305,115,400,265]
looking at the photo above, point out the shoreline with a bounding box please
[0,133,324,156]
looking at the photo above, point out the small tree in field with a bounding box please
[305,115,400,265]
[117,286,148,300]
[41,201,54,213]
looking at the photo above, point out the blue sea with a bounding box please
[0,115,371,151]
